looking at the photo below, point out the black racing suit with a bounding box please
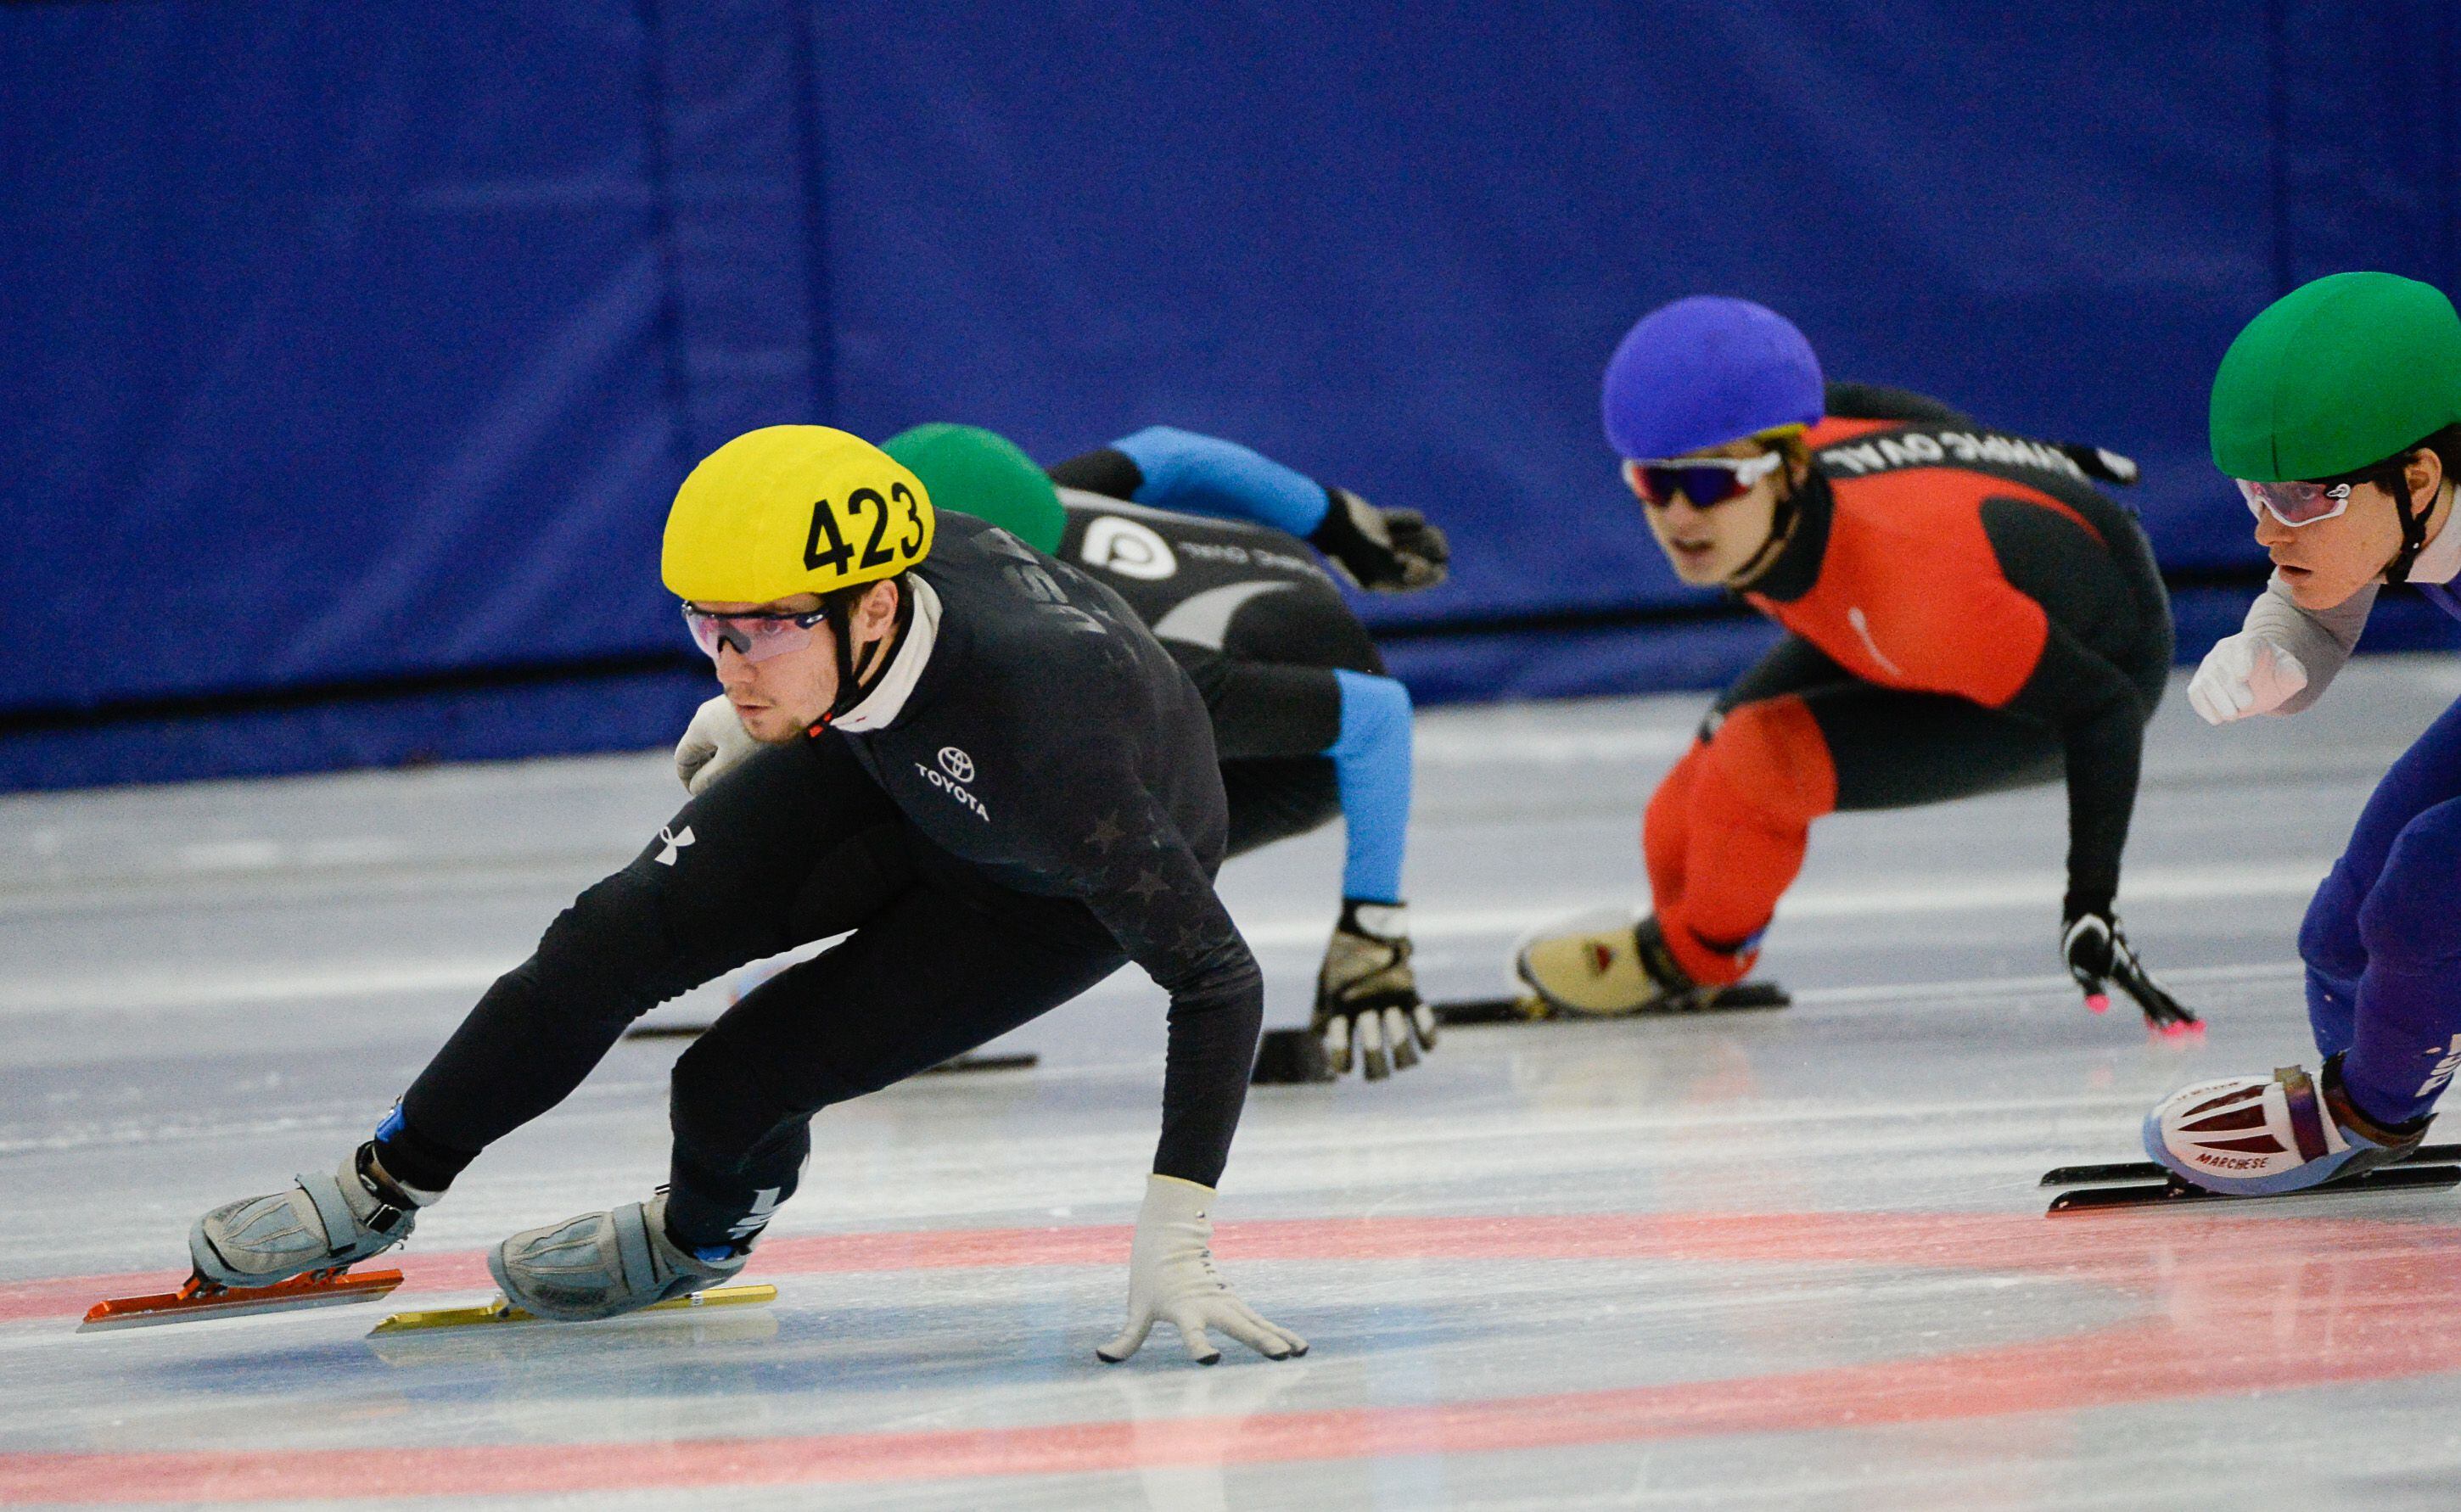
[384,513,1261,1248]
[1042,482,1387,860]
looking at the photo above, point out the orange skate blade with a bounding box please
[79,1268,405,1332]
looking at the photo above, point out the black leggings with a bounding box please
[1712,631,2169,812]
[1172,643,1348,857]
[391,735,1125,1249]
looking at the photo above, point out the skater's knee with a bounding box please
[535,871,672,994]
[2298,864,2368,979]
[2355,804,2461,966]
[1697,698,1836,826]
[670,1030,854,1157]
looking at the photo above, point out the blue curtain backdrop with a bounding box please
[4,1,2458,788]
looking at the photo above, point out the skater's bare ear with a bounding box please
[849,578,900,638]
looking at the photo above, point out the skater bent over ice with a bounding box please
[1516,296,2194,1028]
[2147,272,2461,1194]
[186,426,1305,1364]
[676,423,1448,1082]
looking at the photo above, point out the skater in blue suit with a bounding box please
[2148,272,2461,1193]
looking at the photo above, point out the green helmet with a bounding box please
[2210,271,2461,481]
[879,423,1065,556]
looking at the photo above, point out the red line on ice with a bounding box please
[5,1208,2458,1502]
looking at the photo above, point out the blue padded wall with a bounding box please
[4,2,2458,788]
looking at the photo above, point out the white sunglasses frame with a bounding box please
[2234,477,2357,529]
[1623,450,1786,506]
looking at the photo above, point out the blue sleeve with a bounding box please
[1326,669,1413,905]
[1112,426,1331,537]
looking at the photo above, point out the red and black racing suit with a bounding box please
[1645,385,2174,986]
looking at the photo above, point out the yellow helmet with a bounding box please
[662,425,935,603]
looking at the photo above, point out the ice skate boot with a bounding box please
[188,1144,431,1290]
[1516,910,1705,1016]
[488,1190,748,1322]
[2144,1056,2430,1197]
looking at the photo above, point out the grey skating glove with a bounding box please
[674,694,760,793]
[1312,899,1437,1080]
[1097,1174,1306,1365]
[2062,910,2200,1033]
[1309,487,1449,593]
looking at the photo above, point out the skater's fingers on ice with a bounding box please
[1410,1002,1439,1051]
[1382,1007,1418,1071]
[1318,1014,1352,1075]
[1211,1302,1300,1360]
[1354,1010,1390,1081]
[1164,1307,1223,1364]
[1224,1298,1308,1358]
[1096,1313,1155,1364]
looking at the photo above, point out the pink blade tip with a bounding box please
[2085,993,2110,1015]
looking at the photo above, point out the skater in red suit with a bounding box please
[1516,296,2195,1028]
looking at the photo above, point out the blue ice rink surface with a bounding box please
[4,662,2461,1509]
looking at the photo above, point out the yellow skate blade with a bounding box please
[367,1282,776,1335]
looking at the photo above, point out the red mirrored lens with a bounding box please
[681,608,820,664]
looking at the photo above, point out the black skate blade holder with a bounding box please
[2039,1142,2461,1214]
[1433,982,1791,1027]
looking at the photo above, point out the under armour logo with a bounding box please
[938,747,974,783]
[655,825,696,865]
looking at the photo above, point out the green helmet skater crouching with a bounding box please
[2189,272,2461,725]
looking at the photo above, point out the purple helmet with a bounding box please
[1602,296,1825,460]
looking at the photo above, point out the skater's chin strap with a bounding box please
[818,576,941,734]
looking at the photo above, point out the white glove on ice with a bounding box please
[2187,632,2308,726]
[674,695,760,793]
[1096,1174,1307,1365]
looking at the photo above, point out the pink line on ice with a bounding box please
[4,1208,2458,1503]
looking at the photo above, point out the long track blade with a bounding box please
[80,1268,405,1332]
[1433,983,1791,1027]
[368,1282,777,1335]
[2045,1162,2461,1215]
[2041,1141,2461,1188]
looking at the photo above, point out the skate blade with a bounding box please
[2040,1140,2461,1189]
[367,1282,777,1335]
[2045,1162,2461,1214]
[1435,983,1790,1027]
[79,1268,405,1332]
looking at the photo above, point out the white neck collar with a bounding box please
[832,576,941,732]
[2408,493,2461,585]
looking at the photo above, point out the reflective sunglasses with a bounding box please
[1625,450,1786,509]
[2234,477,2362,529]
[681,602,828,664]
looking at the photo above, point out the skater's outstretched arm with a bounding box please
[1030,778,1306,1365]
[1048,426,1446,592]
[2189,573,2375,725]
